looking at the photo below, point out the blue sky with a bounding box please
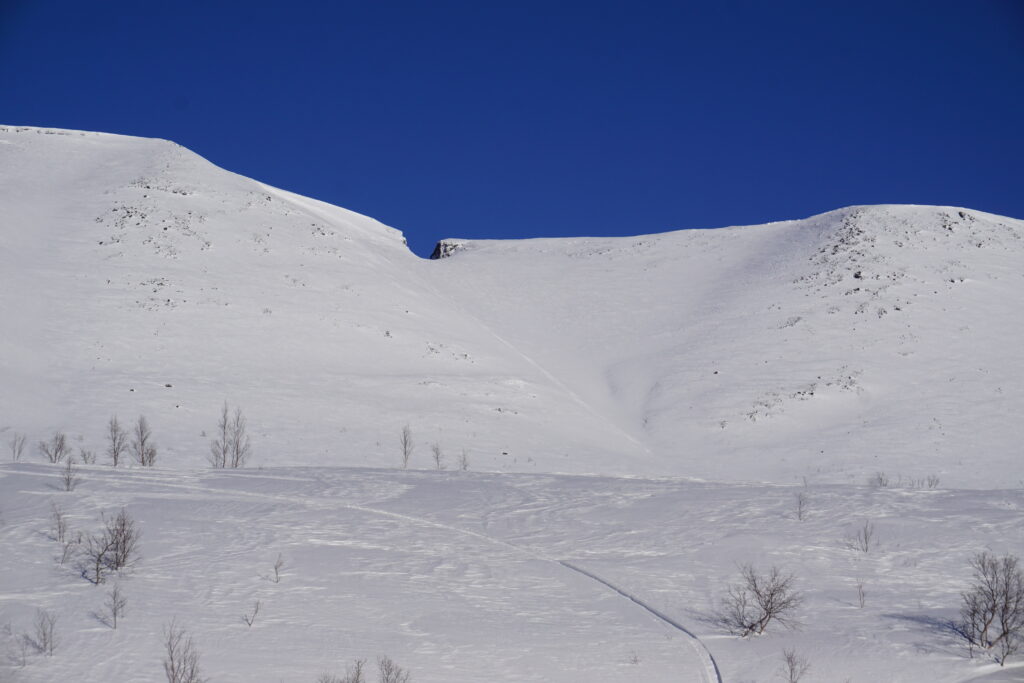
[2,1,1022,257]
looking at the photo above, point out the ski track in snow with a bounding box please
[557,561,722,683]
[39,467,718,681]
[257,477,720,681]
[343,503,720,682]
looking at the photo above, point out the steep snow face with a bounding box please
[0,126,649,474]
[432,205,1024,486]
[2,126,1022,486]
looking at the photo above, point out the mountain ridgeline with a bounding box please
[2,125,1021,487]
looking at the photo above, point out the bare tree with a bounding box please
[209,402,230,468]
[106,583,127,628]
[32,609,58,656]
[960,552,1024,665]
[856,578,866,608]
[81,529,116,584]
[457,449,469,471]
[79,447,96,465]
[209,403,252,468]
[399,425,414,469]
[794,491,808,521]
[242,599,261,627]
[377,655,411,683]
[8,432,26,461]
[61,457,80,491]
[79,508,140,583]
[345,659,367,683]
[107,415,128,467]
[50,502,68,543]
[131,415,157,466]
[431,443,445,470]
[318,662,366,683]
[39,431,71,464]
[105,507,141,571]
[228,406,251,468]
[780,648,810,683]
[163,619,205,683]
[846,520,876,553]
[721,564,803,636]
[272,553,284,583]
[60,537,77,566]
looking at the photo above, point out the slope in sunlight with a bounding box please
[2,125,1022,486]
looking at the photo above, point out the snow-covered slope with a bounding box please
[1,464,1021,682]
[2,125,1023,487]
[3,127,1024,683]
[431,205,1024,486]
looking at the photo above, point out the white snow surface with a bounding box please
[1,125,1023,681]
[2,125,1023,485]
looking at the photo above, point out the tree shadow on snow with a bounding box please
[882,612,969,657]
[90,609,113,628]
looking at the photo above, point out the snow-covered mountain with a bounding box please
[2,125,1022,487]
[3,126,1024,683]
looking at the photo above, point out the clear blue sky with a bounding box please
[2,1,1022,257]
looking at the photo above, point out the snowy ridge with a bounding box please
[3,125,1023,486]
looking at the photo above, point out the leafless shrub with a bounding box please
[431,443,445,470]
[39,431,71,464]
[228,406,251,468]
[457,449,469,471]
[846,520,876,553]
[32,609,58,656]
[106,583,127,628]
[960,552,1024,665]
[60,539,77,566]
[107,415,128,467]
[720,564,803,636]
[856,578,866,608]
[81,529,116,584]
[51,502,68,542]
[60,457,80,491]
[272,553,284,583]
[399,425,414,468]
[926,474,941,489]
[131,415,157,466]
[79,508,140,583]
[319,657,368,683]
[780,648,810,682]
[8,432,26,461]
[79,447,96,465]
[209,402,230,468]
[377,655,411,683]
[242,600,261,627]
[105,507,140,571]
[868,471,889,488]
[346,659,367,683]
[794,491,808,521]
[163,619,205,683]
[209,402,251,468]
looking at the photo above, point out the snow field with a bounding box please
[1,464,1022,682]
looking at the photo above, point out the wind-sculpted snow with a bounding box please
[2,125,1024,488]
